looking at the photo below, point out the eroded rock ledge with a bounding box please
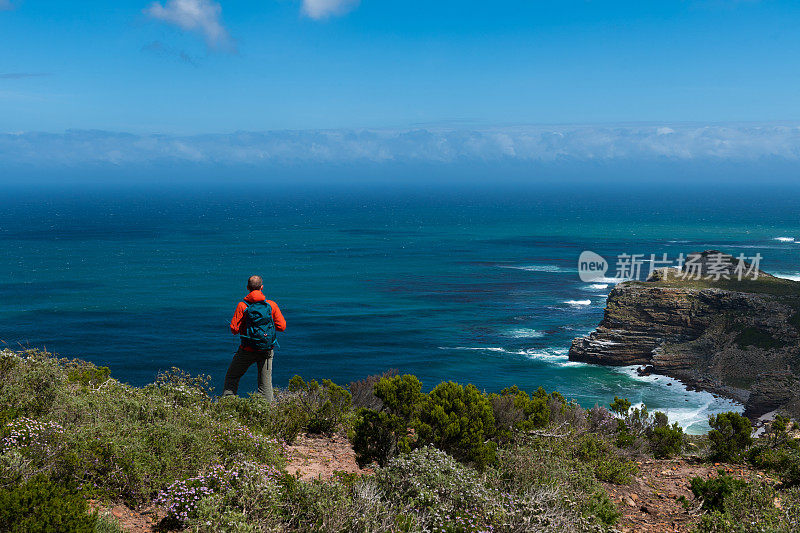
[569,251,800,419]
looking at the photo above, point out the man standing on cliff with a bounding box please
[223,275,287,401]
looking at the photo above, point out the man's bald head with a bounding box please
[247,275,263,292]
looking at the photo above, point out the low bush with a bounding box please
[747,441,800,487]
[287,375,353,435]
[501,435,622,529]
[0,475,97,533]
[0,352,284,505]
[708,412,752,462]
[594,457,638,484]
[417,381,497,468]
[375,446,500,531]
[691,475,799,532]
[352,409,408,468]
[349,369,398,411]
[352,374,422,467]
[649,421,685,459]
[690,471,747,512]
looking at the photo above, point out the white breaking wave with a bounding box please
[519,348,587,368]
[503,328,545,339]
[565,299,592,306]
[774,237,796,243]
[588,276,629,284]
[498,264,566,273]
[442,346,507,353]
[584,283,609,290]
[439,346,586,368]
[612,365,744,434]
[775,273,800,281]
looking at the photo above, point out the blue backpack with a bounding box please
[239,300,277,351]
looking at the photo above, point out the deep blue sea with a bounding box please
[2,183,799,433]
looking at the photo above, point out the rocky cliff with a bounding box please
[569,251,800,419]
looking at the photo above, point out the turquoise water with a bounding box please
[2,183,799,432]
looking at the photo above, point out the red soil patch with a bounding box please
[604,458,777,533]
[89,501,161,533]
[285,432,371,480]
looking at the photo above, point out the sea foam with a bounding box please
[498,264,567,273]
[612,365,744,433]
[564,299,592,306]
[503,328,545,338]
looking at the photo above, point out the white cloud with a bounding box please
[145,0,233,50]
[302,0,360,19]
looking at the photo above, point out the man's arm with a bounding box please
[230,302,246,334]
[268,300,287,331]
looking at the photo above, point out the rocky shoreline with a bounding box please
[569,251,800,419]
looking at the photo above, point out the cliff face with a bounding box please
[569,253,800,419]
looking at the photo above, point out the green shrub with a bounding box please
[690,471,747,513]
[67,365,110,388]
[573,434,637,484]
[489,386,555,439]
[594,457,638,484]
[0,351,64,417]
[349,374,423,467]
[614,419,637,449]
[610,397,631,416]
[348,369,398,411]
[500,437,621,529]
[154,366,215,397]
[375,446,499,530]
[214,392,306,444]
[417,381,497,468]
[373,374,423,421]
[585,490,621,526]
[692,477,793,532]
[747,442,800,487]
[649,422,685,459]
[0,476,97,533]
[287,375,352,435]
[735,326,785,349]
[190,464,403,533]
[94,511,125,533]
[708,412,752,462]
[352,409,409,468]
[608,398,657,452]
[575,433,609,462]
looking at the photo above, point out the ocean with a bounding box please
[2,182,799,433]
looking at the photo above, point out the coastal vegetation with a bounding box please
[1,348,799,532]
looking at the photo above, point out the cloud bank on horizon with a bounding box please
[4,124,800,170]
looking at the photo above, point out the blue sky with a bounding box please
[3,0,800,133]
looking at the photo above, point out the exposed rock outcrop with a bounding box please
[569,251,800,419]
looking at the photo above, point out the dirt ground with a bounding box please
[284,432,371,480]
[604,457,777,533]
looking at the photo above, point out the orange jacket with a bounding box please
[230,290,287,351]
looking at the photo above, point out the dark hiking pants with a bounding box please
[222,347,274,401]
